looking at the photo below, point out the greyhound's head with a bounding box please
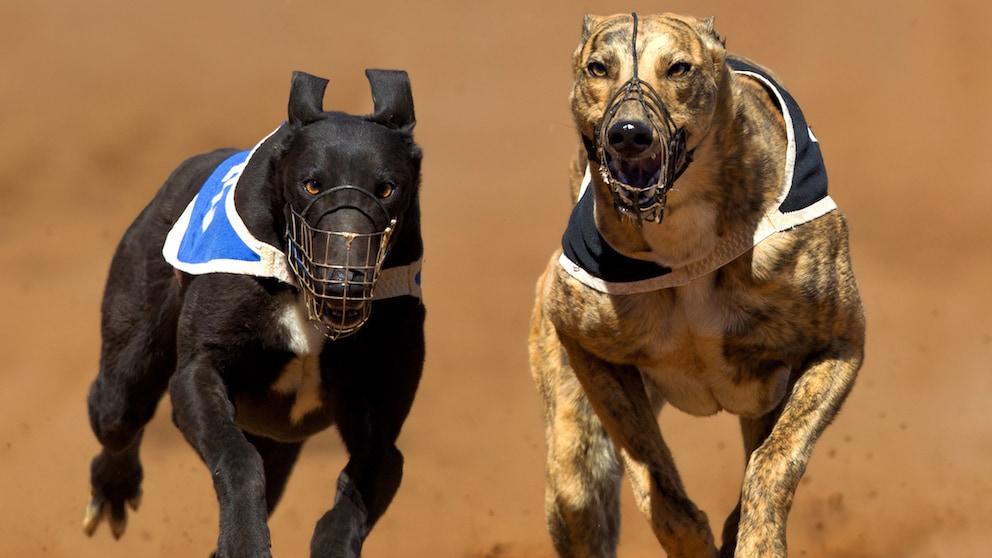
[279,70,421,339]
[571,13,727,224]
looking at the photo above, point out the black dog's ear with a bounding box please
[365,69,416,131]
[288,71,329,126]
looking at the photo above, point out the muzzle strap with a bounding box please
[375,258,423,300]
[587,12,694,224]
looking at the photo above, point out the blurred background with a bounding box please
[1,0,990,556]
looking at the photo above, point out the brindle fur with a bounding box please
[529,13,865,557]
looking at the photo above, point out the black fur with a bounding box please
[85,70,424,558]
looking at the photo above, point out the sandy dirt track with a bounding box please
[2,1,991,556]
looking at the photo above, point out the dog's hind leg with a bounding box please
[84,237,181,538]
[83,429,147,539]
[530,303,622,557]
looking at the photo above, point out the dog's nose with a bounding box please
[327,268,364,283]
[321,268,367,297]
[607,120,654,157]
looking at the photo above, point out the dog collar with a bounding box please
[561,60,837,294]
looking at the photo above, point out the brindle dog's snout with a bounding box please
[608,119,655,157]
[308,218,377,297]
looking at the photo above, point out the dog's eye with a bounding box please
[303,180,320,195]
[587,62,608,78]
[668,62,692,78]
[375,182,395,199]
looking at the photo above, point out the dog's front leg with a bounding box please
[310,305,425,557]
[561,336,719,558]
[170,356,272,558]
[530,297,623,558]
[310,445,403,558]
[308,382,411,558]
[732,341,862,557]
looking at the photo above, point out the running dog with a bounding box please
[83,69,425,557]
[529,13,865,557]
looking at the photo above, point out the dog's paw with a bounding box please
[83,448,144,538]
[82,486,142,538]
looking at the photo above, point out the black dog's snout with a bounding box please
[328,268,364,283]
[316,267,366,298]
[328,267,364,285]
[608,120,654,157]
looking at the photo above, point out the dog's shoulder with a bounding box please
[175,274,337,438]
[177,274,301,359]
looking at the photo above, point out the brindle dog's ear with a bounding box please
[581,14,606,42]
[288,71,329,126]
[699,16,726,48]
[365,69,416,132]
[697,16,727,73]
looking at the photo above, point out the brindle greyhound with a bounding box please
[83,69,425,557]
[529,13,865,557]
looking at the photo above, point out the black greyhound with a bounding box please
[83,70,425,557]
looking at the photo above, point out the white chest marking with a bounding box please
[272,296,328,424]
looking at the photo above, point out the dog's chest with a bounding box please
[270,295,329,424]
[568,274,790,418]
[636,329,789,419]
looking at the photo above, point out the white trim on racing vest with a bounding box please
[559,60,837,295]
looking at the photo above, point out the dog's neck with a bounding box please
[590,62,784,271]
